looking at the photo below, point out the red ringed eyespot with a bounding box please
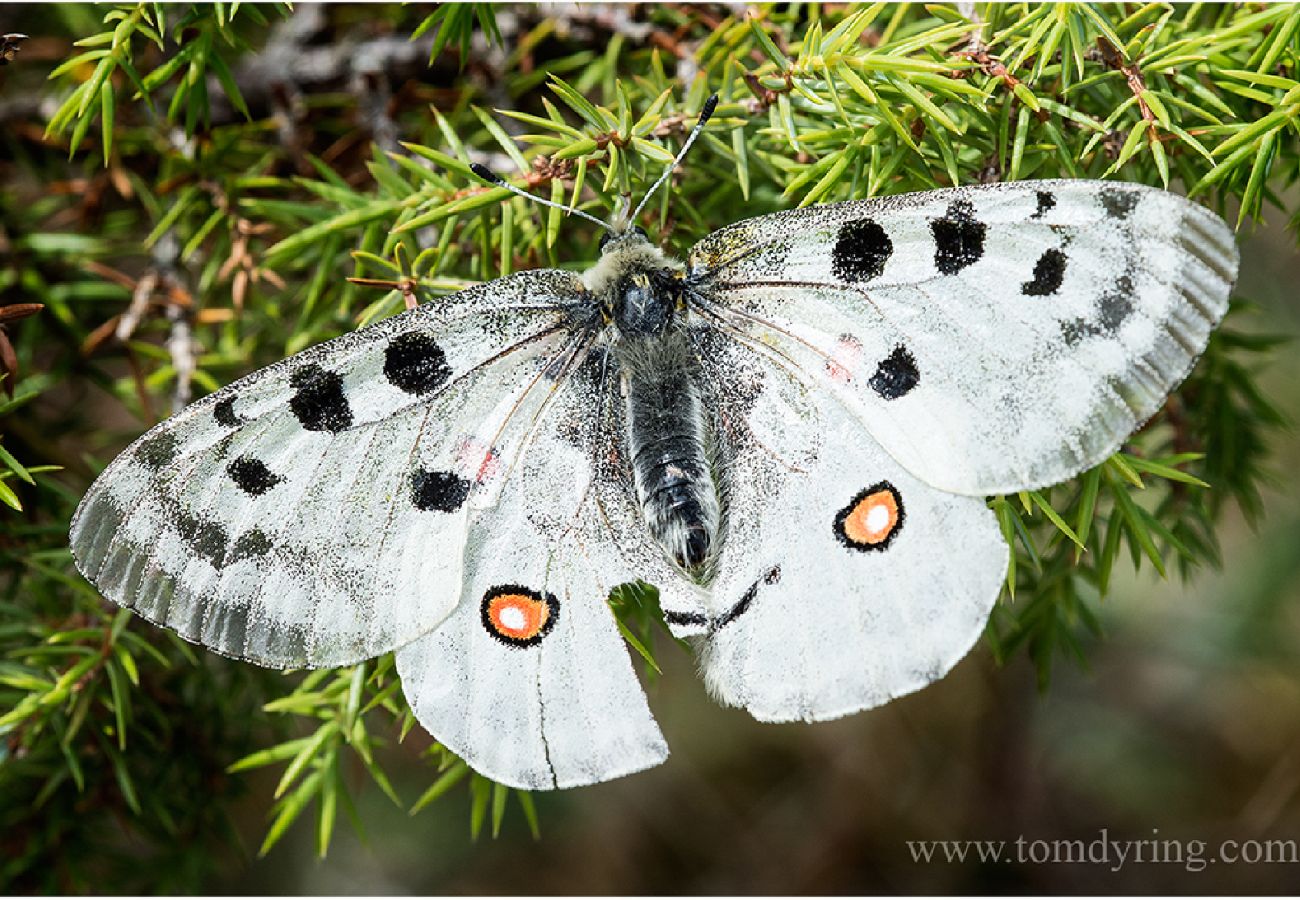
[481,585,559,647]
[833,482,904,552]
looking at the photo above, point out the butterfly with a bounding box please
[70,95,1238,790]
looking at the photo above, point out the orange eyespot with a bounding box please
[481,585,559,647]
[833,482,904,552]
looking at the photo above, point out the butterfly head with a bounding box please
[597,224,649,255]
[583,226,684,337]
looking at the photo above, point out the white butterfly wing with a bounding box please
[689,334,1005,721]
[71,270,594,667]
[396,352,694,789]
[689,180,1236,495]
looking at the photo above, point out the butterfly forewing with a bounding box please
[71,270,595,667]
[688,180,1237,495]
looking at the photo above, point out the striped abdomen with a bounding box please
[618,331,719,571]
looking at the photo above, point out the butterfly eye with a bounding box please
[598,232,614,252]
[630,226,648,240]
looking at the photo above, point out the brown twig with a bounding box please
[742,70,794,114]
[348,276,421,311]
[81,233,201,413]
[1096,37,1155,123]
[954,45,1024,93]
[123,346,157,425]
[0,302,43,398]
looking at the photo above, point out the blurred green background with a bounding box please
[1,3,1297,894]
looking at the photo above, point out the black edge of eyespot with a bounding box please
[480,584,560,648]
[832,480,906,552]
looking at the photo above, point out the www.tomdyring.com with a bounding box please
[907,830,1299,873]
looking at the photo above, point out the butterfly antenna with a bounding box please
[468,163,611,232]
[628,93,718,225]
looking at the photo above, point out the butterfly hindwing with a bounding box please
[70,270,594,667]
[688,180,1237,495]
[690,336,1006,721]
[396,355,681,789]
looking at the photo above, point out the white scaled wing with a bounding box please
[689,331,1005,722]
[396,350,696,789]
[688,180,1237,495]
[70,270,594,667]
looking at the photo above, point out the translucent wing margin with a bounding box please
[70,270,594,667]
[688,180,1237,495]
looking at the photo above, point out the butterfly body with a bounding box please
[71,177,1238,790]
[589,230,721,572]
[616,320,719,573]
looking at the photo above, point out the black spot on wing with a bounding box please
[174,509,228,568]
[1100,187,1139,219]
[410,468,472,512]
[384,332,451,396]
[227,456,283,496]
[1033,190,1056,219]
[213,396,245,427]
[289,364,352,432]
[1099,274,1135,330]
[136,431,178,469]
[228,528,272,564]
[868,345,920,400]
[1059,273,1136,346]
[1060,318,1095,347]
[664,610,707,627]
[930,199,986,275]
[1021,248,1068,296]
[831,219,893,283]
